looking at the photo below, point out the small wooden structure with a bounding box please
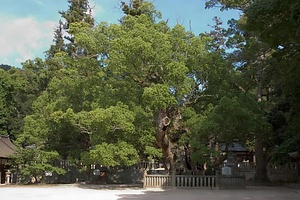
[0,135,16,184]
[221,143,254,163]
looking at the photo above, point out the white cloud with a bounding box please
[89,1,105,18]
[0,16,56,66]
[32,0,43,6]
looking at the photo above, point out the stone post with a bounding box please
[143,170,147,188]
[5,170,11,184]
[216,171,219,189]
[171,172,176,188]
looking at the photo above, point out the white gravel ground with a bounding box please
[0,184,299,200]
[0,185,145,200]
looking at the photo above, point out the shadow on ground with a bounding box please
[77,183,144,190]
[75,183,300,200]
[117,190,168,200]
[116,186,300,200]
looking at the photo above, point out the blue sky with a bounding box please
[0,0,240,68]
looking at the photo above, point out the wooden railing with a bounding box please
[143,174,173,188]
[143,174,216,188]
[143,173,245,189]
[175,175,216,188]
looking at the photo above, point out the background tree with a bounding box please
[204,0,299,184]
[0,65,43,140]
[58,0,94,57]
[244,0,300,164]
[11,129,65,184]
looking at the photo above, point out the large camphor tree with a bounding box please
[10,0,291,182]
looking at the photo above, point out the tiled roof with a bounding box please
[220,143,248,152]
[0,135,16,158]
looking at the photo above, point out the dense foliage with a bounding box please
[1,0,298,184]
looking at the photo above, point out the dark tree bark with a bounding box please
[254,138,269,184]
[155,109,176,174]
[254,64,269,184]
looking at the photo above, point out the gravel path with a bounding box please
[0,184,299,200]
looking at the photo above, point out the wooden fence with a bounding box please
[175,175,216,188]
[143,173,245,189]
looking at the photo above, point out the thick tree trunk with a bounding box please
[155,109,175,174]
[254,64,269,184]
[254,138,269,185]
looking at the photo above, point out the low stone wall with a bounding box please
[106,168,144,184]
[218,175,245,189]
[234,162,299,183]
